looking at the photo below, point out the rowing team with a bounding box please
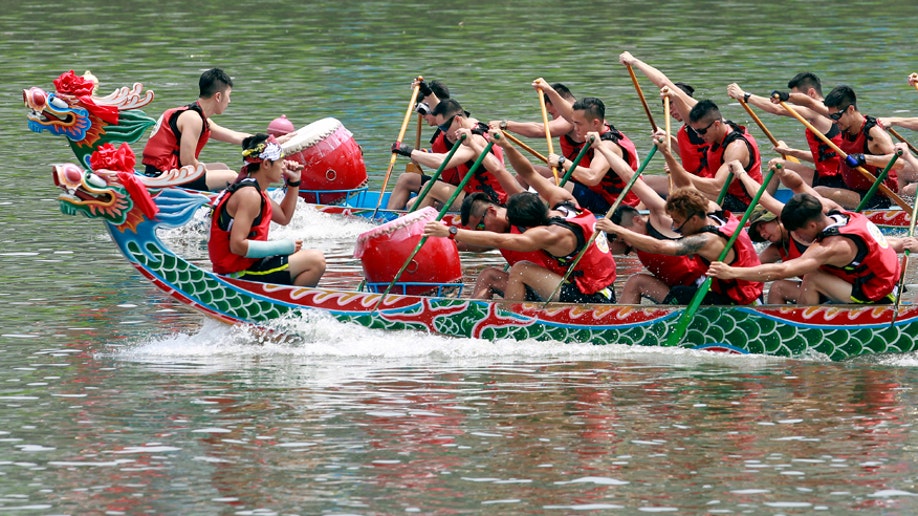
[376,54,918,306]
[158,57,918,306]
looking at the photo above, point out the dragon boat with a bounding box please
[48,153,918,361]
[25,71,914,229]
[23,70,411,221]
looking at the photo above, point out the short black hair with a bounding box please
[824,85,857,110]
[688,99,720,124]
[545,83,575,105]
[674,82,695,97]
[506,192,549,227]
[611,205,640,226]
[787,72,822,96]
[430,80,450,99]
[460,192,496,226]
[571,97,605,122]
[780,193,823,231]
[199,68,233,98]
[431,98,463,118]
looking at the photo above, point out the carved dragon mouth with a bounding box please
[52,164,114,205]
[24,88,75,125]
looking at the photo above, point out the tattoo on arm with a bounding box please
[674,235,707,256]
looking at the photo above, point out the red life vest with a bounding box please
[776,235,807,262]
[635,222,707,287]
[455,124,508,204]
[838,115,898,193]
[702,122,762,207]
[499,225,549,267]
[676,124,708,175]
[541,204,617,295]
[142,102,211,173]
[208,179,273,275]
[815,211,900,302]
[570,126,641,208]
[560,132,578,160]
[430,130,463,186]
[804,125,842,179]
[695,212,764,304]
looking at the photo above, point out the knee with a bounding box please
[297,249,326,270]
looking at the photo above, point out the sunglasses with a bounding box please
[672,211,701,233]
[469,209,488,231]
[692,119,717,136]
[828,105,850,121]
[437,114,457,132]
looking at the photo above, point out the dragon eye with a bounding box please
[86,173,107,188]
[50,96,68,109]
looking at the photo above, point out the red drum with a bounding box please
[282,117,368,204]
[354,207,462,296]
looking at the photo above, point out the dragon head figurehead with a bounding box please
[53,142,159,230]
[26,70,156,169]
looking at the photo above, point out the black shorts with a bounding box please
[572,183,611,217]
[813,173,846,189]
[559,282,616,304]
[662,285,738,305]
[855,189,891,210]
[143,164,210,191]
[232,255,293,285]
[722,194,749,215]
[851,278,896,304]
[492,285,542,302]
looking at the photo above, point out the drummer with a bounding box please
[424,129,617,304]
[208,134,326,287]
[142,68,252,191]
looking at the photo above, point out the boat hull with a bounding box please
[102,187,917,361]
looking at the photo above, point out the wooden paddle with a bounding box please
[372,139,495,311]
[893,184,918,325]
[886,126,918,155]
[776,96,911,212]
[500,131,549,164]
[541,145,658,306]
[373,77,423,217]
[738,97,800,164]
[665,165,777,347]
[558,135,596,188]
[539,90,560,184]
[855,149,902,212]
[626,64,658,131]
[405,113,424,174]
[408,133,467,212]
[664,93,672,154]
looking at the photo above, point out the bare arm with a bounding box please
[269,161,304,225]
[493,117,573,139]
[597,220,727,261]
[424,222,574,256]
[208,119,251,146]
[709,238,856,281]
[879,117,918,131]
[619,51,697,120]
[491,130,570,203]
[176,111,205,168]
[865,126,905,170]
[533,78,574,122]
[589,131,666,212]
[226,188,261,256]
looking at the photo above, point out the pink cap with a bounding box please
[267,114,295,136]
